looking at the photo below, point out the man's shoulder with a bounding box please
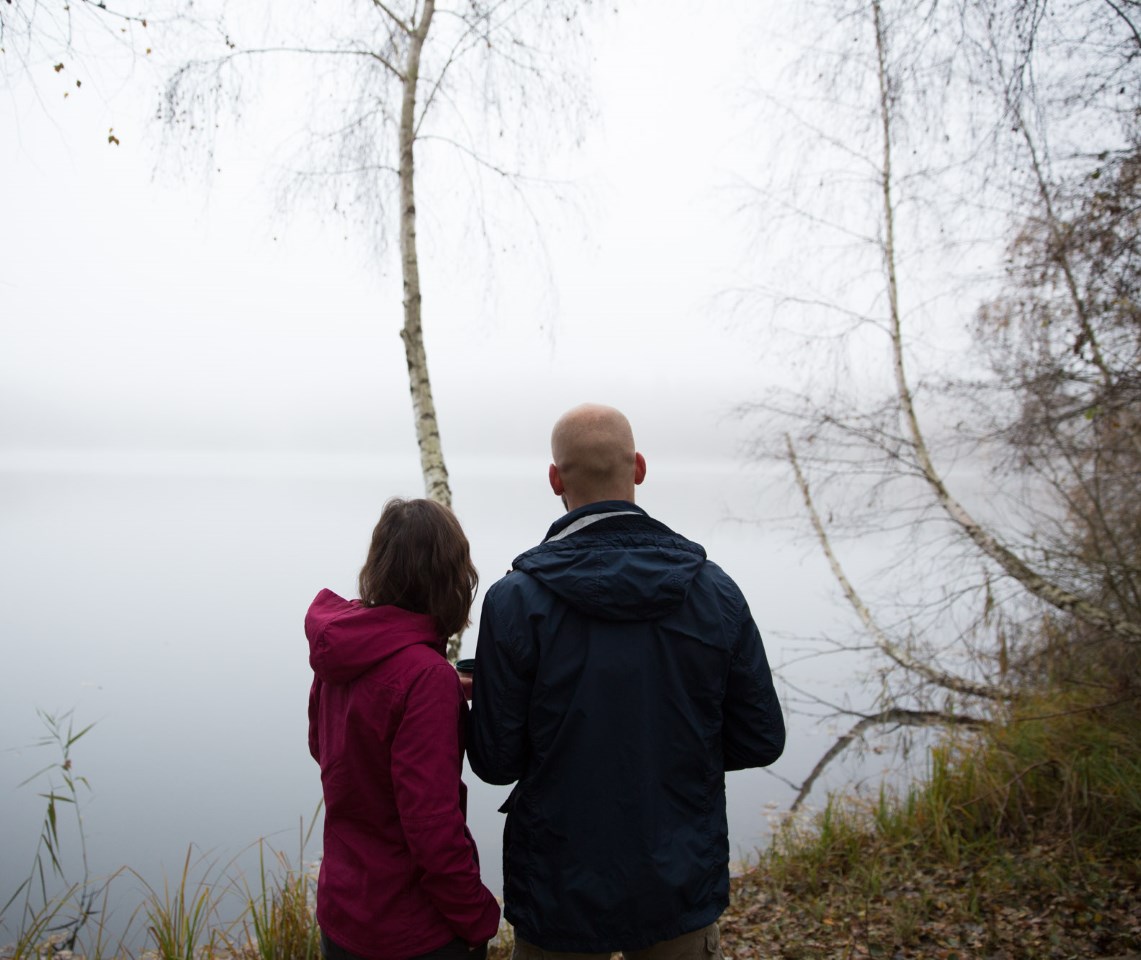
[484,566,542,604]
[687,556,751,617]
[696,555,743,587]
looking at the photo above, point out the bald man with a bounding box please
[546,404,646,510]
[468,404,785,960]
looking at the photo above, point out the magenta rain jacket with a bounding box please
[306,588,500,959]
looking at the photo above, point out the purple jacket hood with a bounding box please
[305,587,444,684]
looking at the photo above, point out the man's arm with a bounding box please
[467,582,535,785]
[723,609,786,772]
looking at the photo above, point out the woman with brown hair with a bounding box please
[306,498,500,960]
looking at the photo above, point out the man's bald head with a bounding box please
[548,404,646,511]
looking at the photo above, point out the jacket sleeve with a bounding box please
[390,662,501,946]
[467,582,534,785]
[722,604,786,772]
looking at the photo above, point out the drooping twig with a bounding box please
[790,707,987,812]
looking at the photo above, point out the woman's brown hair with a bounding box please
[358,498,478,639]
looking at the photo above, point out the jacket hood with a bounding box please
[511,503,707,622]
[305,588,443,683]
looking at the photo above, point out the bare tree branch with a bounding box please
[1101,0,1141,50]
[787,432,1015,702]
[372,0,414,35]
[790,707,988,812]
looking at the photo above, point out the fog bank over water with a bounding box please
[1,448,890,923]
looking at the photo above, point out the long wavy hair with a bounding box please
[358,497,478,639]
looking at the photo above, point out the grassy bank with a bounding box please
[1,708,324,960]
[717,686,1141,960]
[0,840,322,960]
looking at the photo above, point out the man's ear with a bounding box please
[634,452,647,486]
[549,463,565,496]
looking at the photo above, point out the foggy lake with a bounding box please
[1,451,898,944]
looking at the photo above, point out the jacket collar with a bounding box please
[543,500,646,543]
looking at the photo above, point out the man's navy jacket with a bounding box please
[468,501,785,952]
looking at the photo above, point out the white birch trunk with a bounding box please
[398,0,452,510]
[396,2,461,661]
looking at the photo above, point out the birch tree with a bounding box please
[742,0,1141,807]
[157,1,594,658]
[157,5,586,489]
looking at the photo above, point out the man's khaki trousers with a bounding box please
[512,922,723,960]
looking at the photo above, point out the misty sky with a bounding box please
[2,1,795,476]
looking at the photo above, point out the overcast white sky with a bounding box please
[1,1,797,476]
